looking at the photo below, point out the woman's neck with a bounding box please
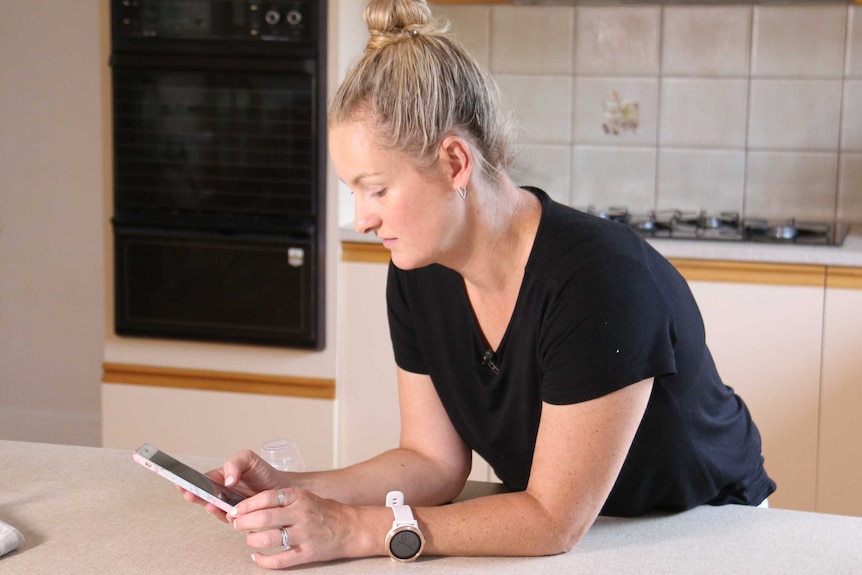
[453,179,542,296]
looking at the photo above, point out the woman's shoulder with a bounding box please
[527,187,649,272]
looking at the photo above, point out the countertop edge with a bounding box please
[340,225,862,269]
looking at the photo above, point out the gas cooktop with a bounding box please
[587,208,848,247]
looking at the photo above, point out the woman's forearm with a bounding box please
[344,489,592,560]
[289,446,470,507]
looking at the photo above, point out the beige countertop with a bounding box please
[340,226,862,268]
[2,440,861,574]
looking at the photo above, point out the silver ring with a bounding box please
[277,489,285,507]
[280,527,290,551]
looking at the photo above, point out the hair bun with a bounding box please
[364,0,434,50]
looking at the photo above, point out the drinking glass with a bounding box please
[261,439,306,472]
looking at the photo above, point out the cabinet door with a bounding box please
[338,261,400,466]
[687,280,824,512]
[818,269,862,516]
[102,384,335,471]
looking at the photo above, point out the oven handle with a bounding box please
[110,52,316,75]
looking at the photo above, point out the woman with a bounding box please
[186,0,775,568]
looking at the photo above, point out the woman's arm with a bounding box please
[206,367,472,511]
[233,375,653,568]
[291,367,473,506]
[414,376,654,556]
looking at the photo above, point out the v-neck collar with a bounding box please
[459,187,548,356]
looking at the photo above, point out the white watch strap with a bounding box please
[386,490,417,526]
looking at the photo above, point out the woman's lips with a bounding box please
[381,237,396,249]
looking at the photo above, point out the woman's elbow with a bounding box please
[546,521,590,555]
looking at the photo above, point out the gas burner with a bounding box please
[686,211,740,230]
[587,205,847,246]
[588,205,631,225]
[743,219,839,245]
[630,210,677,236]
[669,210,743,240]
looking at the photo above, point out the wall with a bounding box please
[0,1,105,445]
[407,3,862,227]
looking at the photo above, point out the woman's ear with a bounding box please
[438,136,472,190]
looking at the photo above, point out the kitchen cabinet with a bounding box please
[101,379,335,472]
[817,267,862,516]
[677,262,826,512]
[337,258,398,467]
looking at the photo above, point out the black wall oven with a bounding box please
[110,0,326,348]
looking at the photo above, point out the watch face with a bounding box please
[389,529,423,560]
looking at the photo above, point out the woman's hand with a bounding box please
[181,449,290,522]
[230,487,378,569]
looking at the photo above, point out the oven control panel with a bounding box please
[114,0,314,43]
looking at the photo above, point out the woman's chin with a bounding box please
[389,251,428,271]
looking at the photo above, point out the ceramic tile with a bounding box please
[745,151,839,221]
[574,6,661,76]
[489,6,574,75]
[571,145,656,213]
[431,5,491,69]
[838,153,862,223]
[511,144,572,205]
[659,78,748,148]
[748,80,843,151]
[848,7,862,78]
[842,80,862,151]
[657,149,745,213]
[572,77,658,146]
[662,6,752,77]
[752,6,847,78]
[496,75,572,145]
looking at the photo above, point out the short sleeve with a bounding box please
[539,255,678,405]
[386,262,430,375]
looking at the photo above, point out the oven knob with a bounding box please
[286,10,302,26]
[265,9,281,26]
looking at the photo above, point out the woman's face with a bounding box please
[329,119,466,270]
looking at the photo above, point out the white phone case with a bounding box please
[132,443,244,515]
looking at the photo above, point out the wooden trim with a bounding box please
[342,241,391,264]
[826,267,862,290]
[668,259,826,287]
[102,363,335,400]
[340,241,862,288]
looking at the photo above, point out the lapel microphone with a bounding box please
[481,350,500,374]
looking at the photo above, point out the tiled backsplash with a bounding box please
[432,3,862,224]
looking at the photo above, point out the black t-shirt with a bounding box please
[386,187,775,516]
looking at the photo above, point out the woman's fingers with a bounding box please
[230,488,296,521]
[245,526,291,551]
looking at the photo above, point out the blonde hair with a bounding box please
[329,0,515,183]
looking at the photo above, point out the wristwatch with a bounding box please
[384,490,426,562]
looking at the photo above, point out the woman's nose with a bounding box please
[353,197,381,235]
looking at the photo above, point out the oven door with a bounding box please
[113,222,320,348]
[111,53,320,220]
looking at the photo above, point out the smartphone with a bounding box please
[132,443,245,515]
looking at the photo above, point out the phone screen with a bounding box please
[134,444,246,508]
[149,449,245,506]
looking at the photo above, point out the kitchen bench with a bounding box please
[1,440,860,574]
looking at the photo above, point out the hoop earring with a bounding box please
[457,186,467,199]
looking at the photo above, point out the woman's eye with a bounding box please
[372,188,387,198]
